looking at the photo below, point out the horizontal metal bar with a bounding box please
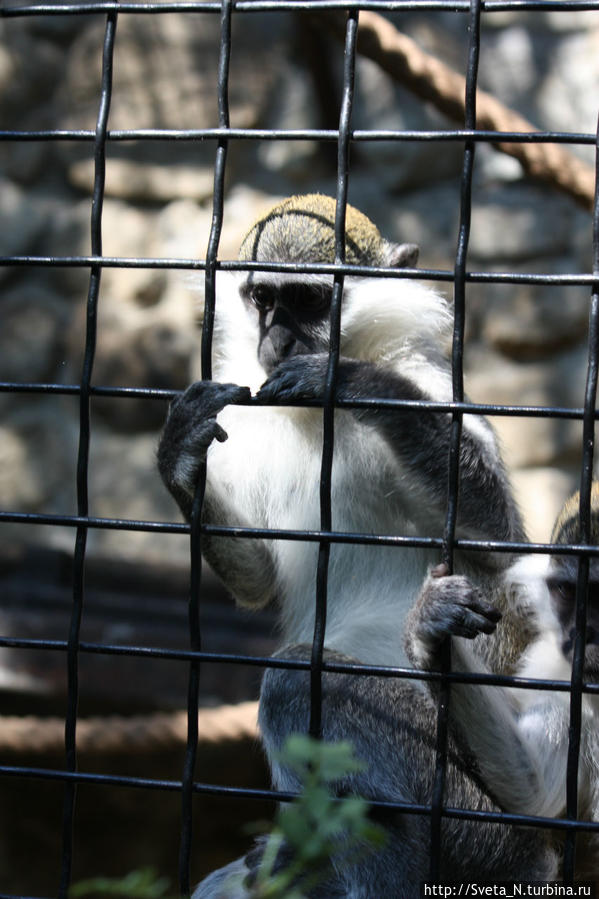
[0,510,189,535]
[0,383,175,400]
[4,1,599,16]
[0,764,184,793]
[2,509,599,557]
[0,128,595,145]
[0,380,596,422]
[0,763,598,836]
[0,256,596,288]
[1,635,598,694]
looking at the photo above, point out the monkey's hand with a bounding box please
[157,381,251,508]
[406,567,501,670]
[257,354,409,406]
[257,354,330,402]
[257,354,359,402]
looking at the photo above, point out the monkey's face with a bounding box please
[240,275,333,375]
[547,558,599,675]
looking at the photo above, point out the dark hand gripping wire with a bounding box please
[561,115,599,884]
[58,11,117,898]
[178,0,233,893]
[428,0,481,879]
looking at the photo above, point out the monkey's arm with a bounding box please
[257,355,523,545]
[157,381,278,608]
[406,570,568,818]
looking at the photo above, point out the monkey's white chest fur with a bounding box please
[199,271,461,666]
[208,403,438,667]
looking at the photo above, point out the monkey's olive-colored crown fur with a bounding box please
[551,482,599,546]
[238,193,389,266]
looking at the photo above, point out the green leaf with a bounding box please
[69,869,171,899]
[276,735,365,783]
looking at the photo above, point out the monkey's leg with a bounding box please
[193,642,557,896]
[258,646,556,892]
[407,570,568,823]
[200,492,278,609]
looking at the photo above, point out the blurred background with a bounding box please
[1,4,598,893]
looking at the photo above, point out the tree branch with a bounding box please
[323,11,594,210]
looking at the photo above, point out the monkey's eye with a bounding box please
[278,283,331,319]
[249,286,274,312]
[301,285,332,314]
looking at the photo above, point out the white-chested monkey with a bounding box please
[158,195,549,892]
[407,485,599,883]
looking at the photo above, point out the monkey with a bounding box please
[158,194,546,893]
[406,485,599,882]
[159,193,529,670]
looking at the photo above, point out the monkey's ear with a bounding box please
[385,242,419,268]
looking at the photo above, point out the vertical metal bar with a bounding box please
[309,9,359,739]
[201,0,232,384]
[429,0,481,879]
[178,0,232,892]
[562,114,599,883]
[58,11,117,899]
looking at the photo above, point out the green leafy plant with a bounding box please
[68,735,385,899]
[69,868,171,899]
[248,734,387,898]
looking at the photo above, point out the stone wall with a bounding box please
[1,8,598,561]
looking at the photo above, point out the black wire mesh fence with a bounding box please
[1,1,599,896]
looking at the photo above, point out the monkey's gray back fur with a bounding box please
[193,647,556,898]
[262,648,555,887]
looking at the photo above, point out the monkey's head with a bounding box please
[237,194,420,375]
[548,483,599,669]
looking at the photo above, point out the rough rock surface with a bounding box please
[1,9,596,549]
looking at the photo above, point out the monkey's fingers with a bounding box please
[189,417,229,449]
[257,356,327,402]
[448,610,500,640]
[464,600,502,624]
[429,575,501,624]
[426,596,501,643]
[213,422,229,443]
[176,381,251,417]
[454,602,501,638]
[257,371,305,402]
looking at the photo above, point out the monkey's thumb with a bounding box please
[214,422,229,443]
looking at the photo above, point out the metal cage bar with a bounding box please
[562,116,599,883]
[57,11,118,898]
[428,0,482,876]
[308,9,360,740]
[178,0,234,892]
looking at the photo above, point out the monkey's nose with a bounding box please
[269,326,296,360]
